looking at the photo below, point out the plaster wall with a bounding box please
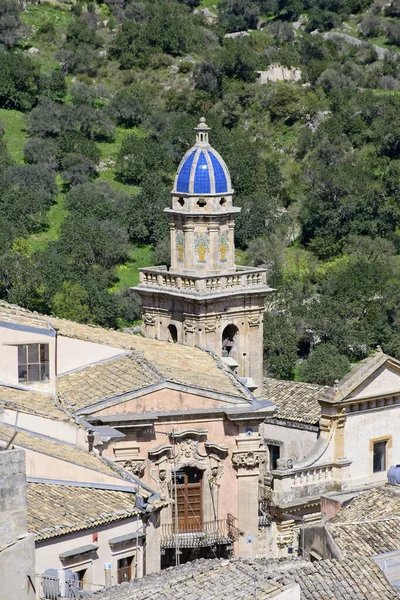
[95,387,247,416]
[0,326,56,393]
[35,517,145,594]
[0,533,36,600]
[22,447,129,487]
[272,585,301,600]
[344,405,400,486]
[57,337,123,375]
[349,365,400,400]
[262,422,318,465]
[1,409,87,448]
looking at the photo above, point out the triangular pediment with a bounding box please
[347,359,400,401]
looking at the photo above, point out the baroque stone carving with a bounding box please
[143,312,156,326]
[184,319,196,333]
[205,320,217,333]
[209,464,224,488]
[248,315,261,328]
[122,459,146,477]
[232,451,266,469]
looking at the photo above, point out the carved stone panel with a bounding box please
[232,450,266,470]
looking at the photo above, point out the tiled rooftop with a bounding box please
[327,486,400,558]
[288,556,398,599]
[89,558,292,600]
[0,423,119,478]
[89,556,398,600]
[58,354,159,413]
[0,302,250,402]
[263,377,327,425]
[0,385,71,421]
[27,482,140,541]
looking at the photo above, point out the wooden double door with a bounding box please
[175,468,203,532]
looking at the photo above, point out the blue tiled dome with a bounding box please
[174,119,232,195]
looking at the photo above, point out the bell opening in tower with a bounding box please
[168,324,178,343]
[222,324,239,359]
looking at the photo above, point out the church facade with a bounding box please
[133,118,272,394]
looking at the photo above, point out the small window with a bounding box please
[197,199,207,207]
[268,444,280,471]
[178,198,185,206]
[18,344,49,383]
[220,198,227,206]
[373,440,387,473]
[118,556,133,583]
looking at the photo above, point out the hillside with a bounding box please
[0,0,400,384]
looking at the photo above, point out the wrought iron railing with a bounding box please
[161,517,234,548]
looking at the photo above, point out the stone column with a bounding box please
[232,437,266,558]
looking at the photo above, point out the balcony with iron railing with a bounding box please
[160,515,239,549]
[136,266,270,297]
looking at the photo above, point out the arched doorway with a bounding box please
[222,324,239,360]
[168,324,178,343]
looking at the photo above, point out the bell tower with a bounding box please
[133,118,272,394]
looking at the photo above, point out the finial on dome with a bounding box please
[195,116,210,146]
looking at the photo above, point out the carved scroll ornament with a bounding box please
[232,451,266,469]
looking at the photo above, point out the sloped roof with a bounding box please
[0,423,119,478]
[88,556,398,600]
[287,556,398,599]
[0,302,252,403]
[58,353,160,413]
[27,482,140,541]
[0,385,71,421]
[322,351,400,404]
[263,377,327,425]
[89,558,291,600]
[327,486,400,558]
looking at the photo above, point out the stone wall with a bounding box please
[0,448,35,600]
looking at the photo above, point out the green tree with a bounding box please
[298,343,351,385]
[51,281,92,322]
[0,0,21,49]
[263,313,299,379]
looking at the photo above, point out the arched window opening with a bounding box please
[178,197,185,207]
[197,199,207,208]
[168,324,178,343]
[220,197,227,206]
[222,324,239,358]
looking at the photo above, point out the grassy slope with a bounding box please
[0,109,27,163]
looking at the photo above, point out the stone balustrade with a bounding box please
[270,459,351,507]
[137,266,267,295]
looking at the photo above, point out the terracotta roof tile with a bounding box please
[263,377,327,425]
[0,423,119,478]
[0,385,71,421]
[58,354,160,413]
[327,486,400,557]
[89,556,398,600]
[27,482,139,541]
